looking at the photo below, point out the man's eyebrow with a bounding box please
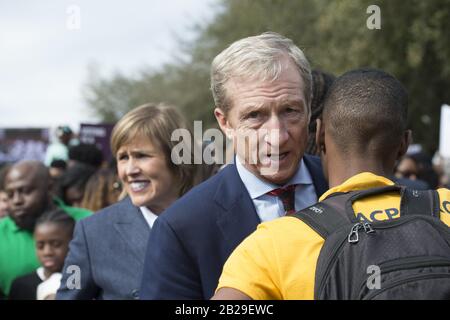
[242,101,266,109]
[280,97,304,106]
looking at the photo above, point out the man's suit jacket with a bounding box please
[56,197,150,300]
[140,155,328,299]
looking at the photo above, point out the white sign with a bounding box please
[439,104,450,158]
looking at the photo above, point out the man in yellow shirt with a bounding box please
[212,68,450,300]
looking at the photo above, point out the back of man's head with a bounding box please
[322,68,408,158]
[68,143,103,169]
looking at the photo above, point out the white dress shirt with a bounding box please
[139,206,158,229]
[235,156,318,222]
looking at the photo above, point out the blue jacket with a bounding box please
[140,155,328,299]
[56,197,150,300]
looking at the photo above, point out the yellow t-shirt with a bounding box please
[216,172,450,300]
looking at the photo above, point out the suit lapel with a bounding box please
[304,154,328,197]
[214,165,260,253]
[113,197,151,266]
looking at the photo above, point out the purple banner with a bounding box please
[0,128,50,164]
[79,123,115,162]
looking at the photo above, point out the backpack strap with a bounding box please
[338,185,441,219]
[292,192,353,239]
[292,185,441,239]
[400,189,441,218]
[293,186,406,238]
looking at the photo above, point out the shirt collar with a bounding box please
[139,206,158,229]
[4,216,24,233]
[235,156,313,199]
[319,172,395,202]
[36,267,47,281]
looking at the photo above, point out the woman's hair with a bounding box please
[57,163,97,205]
[80,168,122,212]
[0,164,12,191]
[35,209,75,236]
[111,103,207,197]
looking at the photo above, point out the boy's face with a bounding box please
[34,222,72,275]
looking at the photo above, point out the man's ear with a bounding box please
[397,130,412,160]
[315,118,326,155]
[214,107,233,139]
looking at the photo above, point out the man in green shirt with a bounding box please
[0,161,91,297]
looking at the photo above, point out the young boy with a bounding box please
[9,209,74,300]
[212,68,450,300]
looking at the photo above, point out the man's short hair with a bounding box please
[323,68,408,156]
[68,143,103,168]
[50,159,67,170]
[210,32,312,114]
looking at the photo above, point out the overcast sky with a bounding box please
[0,0,216,132]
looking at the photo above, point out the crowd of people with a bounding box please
[0,32,449,300]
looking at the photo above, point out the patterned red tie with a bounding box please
[267,184,297,215]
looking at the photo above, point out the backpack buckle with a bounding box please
[363,222,375,234]
[348,223,362,243]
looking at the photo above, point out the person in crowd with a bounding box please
[57,103,209,300]
[56,162,97,208]
[395,153,437,189]
[411,152,440,189]
[44,126,73,166]
[48,160,67,197]
[431,153,449,188]
[140,32,328,300]
[212,68,450,300]
[80,168,122,212]
[0,161,90,297]
[0,165,11,219]
[68,143,104,169]
[9,209,75,300]
[0,191,8,220]
[305,70,336,156]
[395,154,420,179]
[49,159,67,181]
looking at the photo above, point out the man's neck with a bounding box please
[328,157,392,188]
[23,201,57,232]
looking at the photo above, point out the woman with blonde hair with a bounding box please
[57,103,208,300]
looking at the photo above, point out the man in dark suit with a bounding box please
[140,32,328,299]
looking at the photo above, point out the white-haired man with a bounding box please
[140,32,328,299]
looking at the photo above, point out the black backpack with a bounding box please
[294,185,450,300]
